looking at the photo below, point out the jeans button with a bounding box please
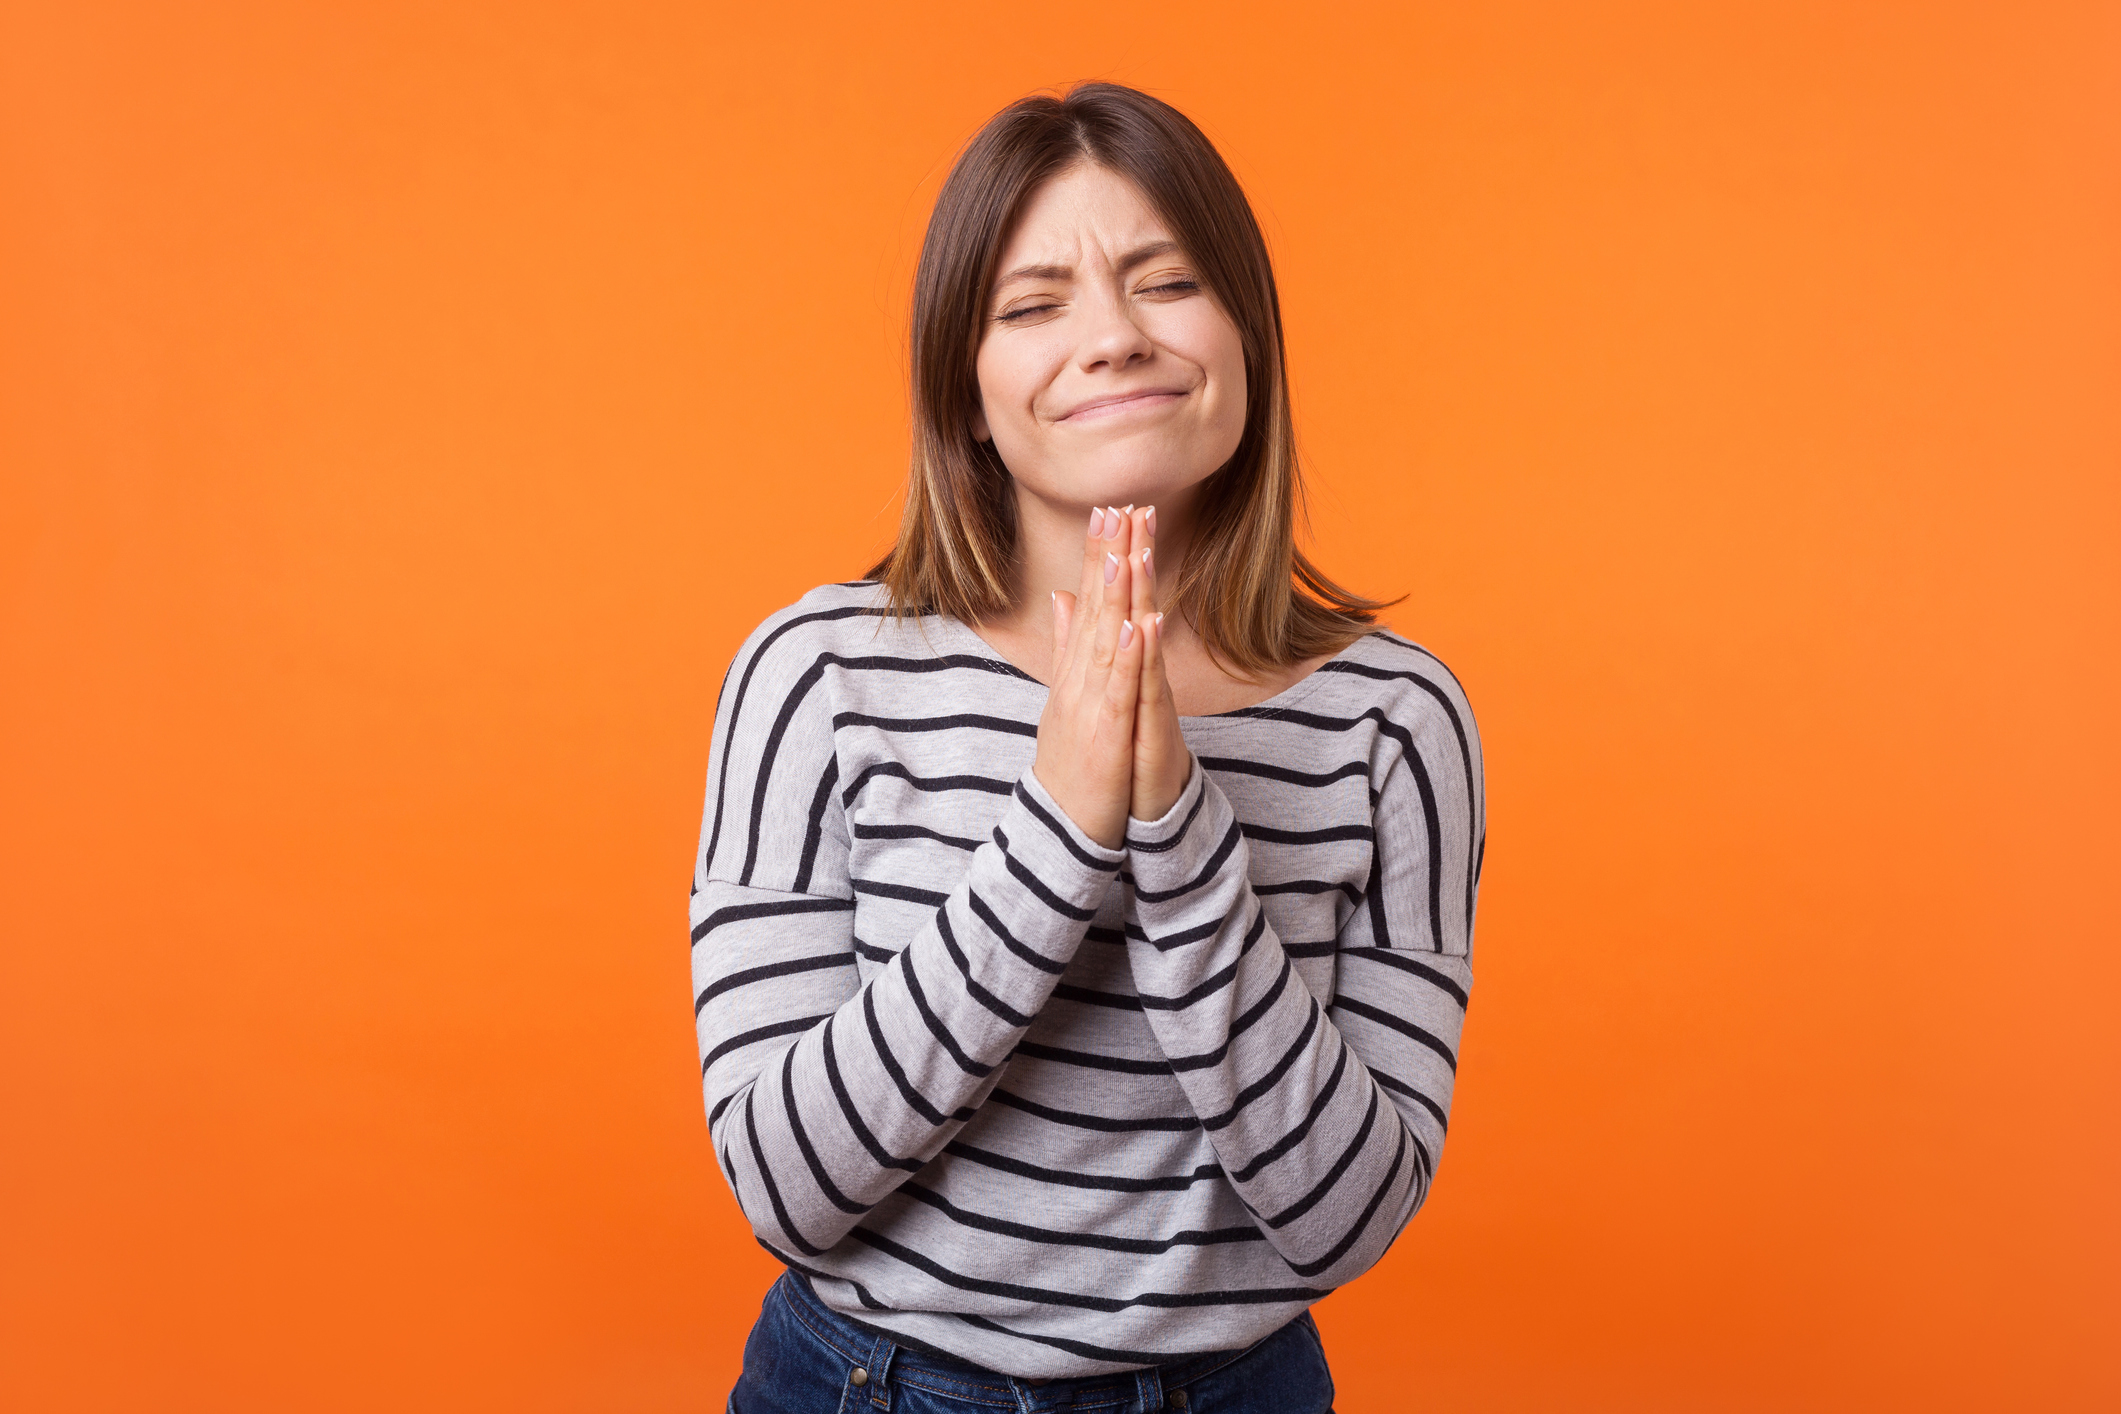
[850,1368,869,1387]
[1171,1391,1188,1406]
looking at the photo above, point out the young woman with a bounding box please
[693,83,1483,1414]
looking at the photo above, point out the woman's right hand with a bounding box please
[1032,505,1146,850]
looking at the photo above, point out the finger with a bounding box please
[1050,589,1076,669]
[1137,610,1171,715]
[1129,504,1157,627]
[1103,613,1145,725]
[1066,506,1117,675]
[1090,505,1133,662]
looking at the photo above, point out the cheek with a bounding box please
[975,336,1055,429]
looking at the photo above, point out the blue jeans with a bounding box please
[729,1271,1336,1414]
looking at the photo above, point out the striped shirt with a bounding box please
[689,581,1484,1377]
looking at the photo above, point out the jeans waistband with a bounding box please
[772,1269,1260,1410]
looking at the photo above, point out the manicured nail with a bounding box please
[1104,508,1122,539]
[1145,506,1156,537]
[1119,619,1135,649]
[1155,611,1166,627]
[1088,507,1105,538]
[1104,552,1119,583]
[1141,548,1153,579]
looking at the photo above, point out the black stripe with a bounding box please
[1254,879,1364,903]
[897,1182,1263,1254]
[841,761,1015,807]
[1262,1088,1381,1231]
[703,603,885,877]
[691,894,853,945]
[1130,819,1244,904]
[746,652,1044,884]
[854,821,981,852]
[850,876,949,907]
[778,1044,866,1215]
[1341,946,1470,1008]
[845,1228,1326,1312]
[1281,1123,1409,1278]
[966,888,1069,975]
[931,906,1035,1027]
[1123,782,1207,853]
[1326,646,1481,934]
[742,1086,823,1255]
[1368,1065,1451,1133]
[1241,822,1373,847]
[1201,1001,1321,1132]
[821,1020,923,1174]
[832,710,1037,738]
[792,756,841,894]
[1002,848,1101,922]
[695,951,854,1015]
[942,1139,1225,1193]
[987,1087,1202,1133]
[701,1013,828,1074]
[1011,782,1121,874]
[1134,911,1269,1009]
[862,985,976,1126]
[1230,1046,1350,1184]
[1052,983,1142,1012]
[1333,995,1458,1072]
[1195,756,1368,789]
[1163,958,1293,1073]
[902,951,994,1078]
[1011,1040,1171,1075]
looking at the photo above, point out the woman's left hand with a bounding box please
[1125,506,1192,824]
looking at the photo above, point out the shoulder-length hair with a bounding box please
[866,81,1393,674]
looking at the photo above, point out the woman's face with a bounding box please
[973,162,1247,519]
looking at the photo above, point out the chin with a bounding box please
[1058,444,1222,505]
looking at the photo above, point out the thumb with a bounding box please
[1051,590,1078,657]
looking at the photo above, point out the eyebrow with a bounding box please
[992,239,1184,291]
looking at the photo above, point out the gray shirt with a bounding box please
[690,581,1483,1376]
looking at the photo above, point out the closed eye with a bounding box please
[995,302,1063,324]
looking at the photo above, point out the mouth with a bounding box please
[1058,388,1189,423]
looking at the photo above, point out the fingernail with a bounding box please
[1104,508,1122,539]
[1119,619,1135,648]
[1141,548,1153,579]
[1088,507,1104,538]
[1145,506,1156,537]
[1155,611,1166,627]
[1104,552,1119,583]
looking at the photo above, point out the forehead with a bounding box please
[996,163,1173,266]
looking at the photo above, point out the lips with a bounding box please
[1058,388,1188,422]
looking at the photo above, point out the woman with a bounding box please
[693,82,1483,1414]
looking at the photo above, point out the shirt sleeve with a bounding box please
[1120,694,1480,1287]
[689,610,1123,1262]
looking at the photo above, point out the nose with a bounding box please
[1075,283,1154,373]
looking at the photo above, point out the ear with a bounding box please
[970,404,991,443]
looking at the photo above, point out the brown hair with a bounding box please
[866,81,1393,673]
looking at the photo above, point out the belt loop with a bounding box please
[1134,1365,1165,1413]
[866,1332,899,1410]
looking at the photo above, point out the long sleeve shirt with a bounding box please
[689,582,1484,1377]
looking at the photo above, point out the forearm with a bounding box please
[697,770,1122,1255]
[1124,761,1431,1284]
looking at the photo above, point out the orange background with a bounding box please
[3,2,2117,1410]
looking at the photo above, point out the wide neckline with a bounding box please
[928,611,1364,725]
